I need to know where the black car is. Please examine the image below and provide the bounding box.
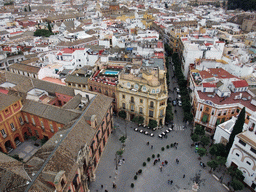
[172,100,177,106]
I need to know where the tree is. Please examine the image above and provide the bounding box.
[191,134,200,143]
[197,148,207,158]
[118,110,126,120]
[194,125,205,136]
[200,136,210,147]
[207,160,218,172]
[34,29,53,37]
[116,149,123,156]
[47,22,52,33]
[230,179,244,191]
[216,156,227,170]
[138,116,144,125]
[209,143,227,158]
[226,107,245,154]
[228,166,244,180]
[148,119,157,129]
[132,116,139,124]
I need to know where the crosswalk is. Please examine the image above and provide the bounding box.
[171,125,186,131]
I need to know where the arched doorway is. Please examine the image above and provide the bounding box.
[24,132,29,140]
[14,136,21,146]
[5,140,14,153]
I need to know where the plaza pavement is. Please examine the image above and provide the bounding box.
[89,117,250,192]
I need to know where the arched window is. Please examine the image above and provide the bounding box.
[150,101,154,108]
[135,84,139,89]
[152,89,155,93]
[127,82,131,88]
[131,96,134,103]
[105,91,108,96]
[142,86,146,92]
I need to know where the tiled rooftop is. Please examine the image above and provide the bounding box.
[197,90,256,111]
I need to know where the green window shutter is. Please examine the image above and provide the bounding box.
[202,114,208,123]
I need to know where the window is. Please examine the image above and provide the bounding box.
[122,103,125,109]
[41,121,45,131]
[160,109,163,117]
[61,179,66,188]
[211,110,215,115]
[32,117,35,126]
[235,153,240,157]
[249,123,255,132]
[142,86,146,91]
[156,88,160,93]
[10,123,15,131]
[131,96,134,103]
[246,161,251,166]
[223,110,227,115]
[134,84,139,89]
[236,109,240,113]
[152,89,155,93]
[231,109,235,114]
[1,129,7,137]
[218,111,221,116]
[19,117,24,125]
[90,140,95,154]
[247,115,250,120]
[131,105,134,112]
[25,115,29,123]
[122,95,125,99]
[5,109,9,113]
[205,107,209,112]
[127,82,131,88]
[150,101,154,108]
[140,99,143,103]
[238,139,246,146]
[200,106,203,111]
[139,107,143,114]
[250,147,256,154]
[149,110,153,117]
[50,124,54,133]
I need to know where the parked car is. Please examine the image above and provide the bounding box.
[177,94,181,100]
[139,129,144,133]
[176,88,180,93]
[172,100,177,106]
[178,100,182,107]
[144,131,149,135]
[134,128,139,132]
[150,133,154,137]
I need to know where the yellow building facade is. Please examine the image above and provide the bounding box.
[116,69,168,126]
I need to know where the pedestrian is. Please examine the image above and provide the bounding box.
[105,190,108,192]
[175,146,177,150]
[151,145,153,149]
[168,179,170,184]
[177,159,179,164]
[174,142,177,146]
[165,160,168,165]
[183,174,185,178]
[158,158,160,162]
[113,182,116,188]
[162,161,165,166]
[176,158,178,163]
[147,141,149,145]
[160,165,162,172]
[170,180,173,185]
[101,185,103,188]
[122,158,125,163]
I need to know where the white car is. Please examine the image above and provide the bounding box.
[150,133,154,137]
[144,131,149,135]
[134,128,139,131]
[178,100,182,107]
[176,88,180,93]
[177,94,181,99]
[140,129,144,133]
[158,134,162,138]
[165,130,170,133]
[161,132,166,136]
